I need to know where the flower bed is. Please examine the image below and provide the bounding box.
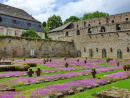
[0,63,118,79]
[0,78,108,98]
[1,70,130,98]
[0,72,26,78]
[0,66,123,87]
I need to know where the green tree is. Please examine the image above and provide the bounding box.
[64,16,80,24]
[21,29,41,39]
[82,11,109,20]
[45,15,63,31]
[45,32,52,40]
[42,21,46,27]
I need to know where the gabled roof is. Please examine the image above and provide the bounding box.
[0,3,40,23]
[49,22,73,33]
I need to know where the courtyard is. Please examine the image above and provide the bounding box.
[0,57,129,98]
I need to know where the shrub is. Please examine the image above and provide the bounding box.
[21,29,41,39]
[0,33,6,38]
[0,65,30,71]
[27,63,37,67]
[15,65,30,71]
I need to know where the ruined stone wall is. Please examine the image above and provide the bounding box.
[49,12,130,41]
[74,31,130,59]
[72,12,130,29]
[0,36,75,58]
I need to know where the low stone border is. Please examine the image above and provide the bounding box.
[94,87,130,98]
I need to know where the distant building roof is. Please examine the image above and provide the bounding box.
[49,22,73,33]
[0,3,40,23]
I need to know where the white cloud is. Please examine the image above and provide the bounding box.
[2,0,130,23]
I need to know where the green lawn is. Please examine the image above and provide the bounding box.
[67,79,130,98]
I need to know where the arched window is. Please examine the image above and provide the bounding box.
[77,50,81,57]
[127,47,129,52]
[117,49,122,59]
[88,28,91,34]
[126,18,128,21]
[116,24,121,30]
[99,22,101,25]
[96,48,98,52]
[110,48,113,52]
[66,31,68,36]
[30,49,34,56]
[76,30,80,35]
[0,17,2,22]
[100,27,105,32]
[112,20,114,23]
[84,21,86,27]
[89,49,93,58]
[88,24,90,26]
[84,47,86,52]
[102,49,107,58]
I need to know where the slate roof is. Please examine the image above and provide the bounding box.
[0,3,40,23]
[49,22,72,33]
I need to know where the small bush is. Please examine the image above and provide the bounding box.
[0,33,6,38]
[15,65,30,71]
[0,65,30,71]
[27,63,37,67]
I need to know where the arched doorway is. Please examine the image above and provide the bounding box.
[117,49,122,59]
[77,50,81,57]
[102,49,107,58]
[89,49,93,58]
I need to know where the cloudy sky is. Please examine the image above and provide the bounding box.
[0,0,130,23]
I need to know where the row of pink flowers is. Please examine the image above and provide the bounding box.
[0,71,130,98]
[0,66,123,87]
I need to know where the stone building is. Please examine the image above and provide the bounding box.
[0,3,46,39]
[49,12,130,59]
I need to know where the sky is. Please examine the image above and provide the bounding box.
[0,0,130,23]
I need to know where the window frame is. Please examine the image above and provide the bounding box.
[15,30,19,36]
[7,29,12,35]
[0,28,3,34]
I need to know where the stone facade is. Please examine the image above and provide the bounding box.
[0,36,75,58]
[0,25,45,39]
[48,12,130,59]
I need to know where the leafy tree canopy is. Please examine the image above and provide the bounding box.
[21,29,41,39]
[42,21,46,27]
[82,11,109,20]
[45,15,63,31]
[64,16,80,24]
